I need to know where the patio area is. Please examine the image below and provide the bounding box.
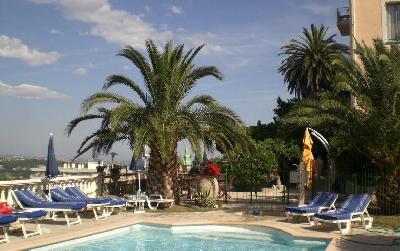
[3,207,398,251]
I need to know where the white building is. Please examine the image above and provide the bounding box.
[30,161,104,178]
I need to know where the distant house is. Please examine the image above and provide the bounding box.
[30,161,105,178]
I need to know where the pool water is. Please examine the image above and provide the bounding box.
[31,224,330,251]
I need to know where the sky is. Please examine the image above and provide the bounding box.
[0,0,349,161]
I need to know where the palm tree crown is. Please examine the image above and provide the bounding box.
[66,40,250,200]
[284,39,400,172]
[279,24,348,98]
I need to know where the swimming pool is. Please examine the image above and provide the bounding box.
[31,224,330,251]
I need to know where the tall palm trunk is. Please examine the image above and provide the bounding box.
[146,148,181,204]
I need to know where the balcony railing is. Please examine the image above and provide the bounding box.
[0,175,98,206]
[337,7,350,21]
[337,7,350,36]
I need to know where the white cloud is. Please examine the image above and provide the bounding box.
[123,65,130,70]
[177,27,185,32]
[0,34,61,66]
[227,58,250,69]
[50,28,62,35]
[144,5,150,12]
[78,31,90,36]
[0,80,67,99]
[72,67,87,75]
[32,0,172,49]
[180,32,226,54]
[300,4,333,15]
[160,24,169,30]
[88,62,94,68]
[170,5,182,15]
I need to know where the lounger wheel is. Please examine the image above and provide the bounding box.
[0,226,10,244]
[308,216,315,226]
[286,212,291,221]
[338,220,351,235]
[363,217,373,230]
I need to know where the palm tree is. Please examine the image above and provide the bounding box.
[335,40,400,212]
[334,40,400,172]
[278,24,348,98]
[283,39,400,213]
[66,40,251,203]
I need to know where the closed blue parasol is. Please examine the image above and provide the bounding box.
[45,133,60,179]
[129,154,145,194]
[129,155,135,171]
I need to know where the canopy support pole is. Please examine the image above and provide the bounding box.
[306,127,333,192]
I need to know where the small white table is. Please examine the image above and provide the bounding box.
[124,195,146,214]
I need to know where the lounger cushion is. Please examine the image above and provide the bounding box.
[65,187,124,206]
[15,190,86,211]
[13,210,47,219]
[77,197,111,204]
[315,211,353,221]
[286,206,321,214]
[89,198,111,204]
[315,194,372,221]
[0,215,17,225]
[51,188,110,205]
[285,192,338,215]
[110,198,126,206]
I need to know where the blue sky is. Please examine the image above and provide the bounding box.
[0,0,348,161]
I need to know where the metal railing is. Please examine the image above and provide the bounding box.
[337,7,350,22]
[218,171,400,226]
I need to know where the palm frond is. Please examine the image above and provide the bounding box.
[103,74,150,106]
[65,114,104,136]
[81,92,136,113]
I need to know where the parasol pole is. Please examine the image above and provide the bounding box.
[307,127,332,191]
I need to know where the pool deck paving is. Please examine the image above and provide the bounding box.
[2,209,399,250]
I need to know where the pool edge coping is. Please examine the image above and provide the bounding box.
[26,220,335,250]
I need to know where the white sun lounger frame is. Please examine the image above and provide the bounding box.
[148,194,175,210]
[286,203,336,225]
[49,188,110,220]
[314,209,373,234]
[11,190,82,228]
[0,223,12,244]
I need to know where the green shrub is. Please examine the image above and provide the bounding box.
[225,142,278,192]
[194,191,218,208]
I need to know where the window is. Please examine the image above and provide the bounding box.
[387,3,400,41]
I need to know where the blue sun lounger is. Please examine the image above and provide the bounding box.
[0,214,17,244]
[12,190,86,227]
[314,194,373,234]
[286,192,338,225]
[64,186,126,215]
[8,210,47,239]
[50,187,110,220]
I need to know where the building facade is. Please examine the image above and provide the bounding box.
[337,0,400,107]
[338,0,400,57]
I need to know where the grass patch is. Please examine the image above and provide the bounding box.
[373,215,400,229]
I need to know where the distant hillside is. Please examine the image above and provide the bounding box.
[0,156,47,180]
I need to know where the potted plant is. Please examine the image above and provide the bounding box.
[197,163,221,199]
